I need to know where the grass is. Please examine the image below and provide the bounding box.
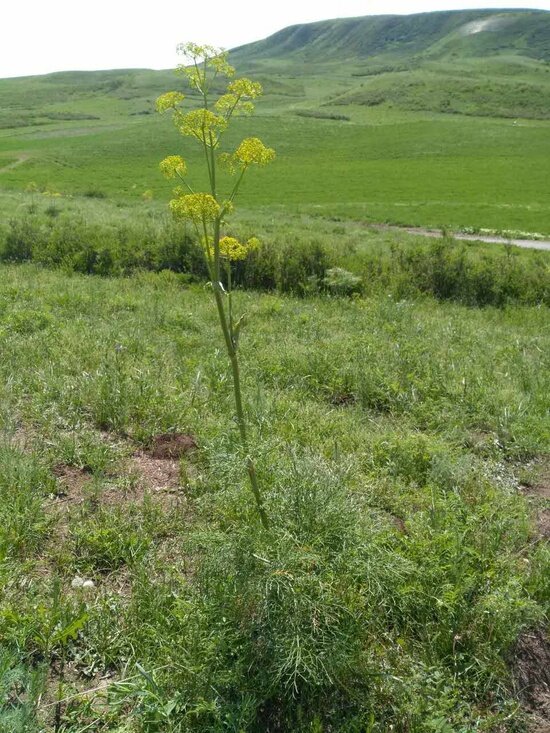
[0,10,549,729]
[0,261,548,730]
[1,109,549,233]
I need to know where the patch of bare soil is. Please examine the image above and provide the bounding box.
[125,432,198,500]
[129,452,181,493]
[511,629,550,732]
[147,432,198,459]
[52,463,94,499]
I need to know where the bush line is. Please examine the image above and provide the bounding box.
[1,212,548,306]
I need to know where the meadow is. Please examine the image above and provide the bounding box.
[0,261,548,732]
[0,8,549,731]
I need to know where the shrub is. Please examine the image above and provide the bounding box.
[323,266,363,296]
[234,238,329,295]
[2,219,47,262]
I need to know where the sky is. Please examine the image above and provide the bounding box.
[2,0,549,78]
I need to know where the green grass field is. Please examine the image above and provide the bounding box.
[0,263,548,731]
[1,8,550,234]
[0,9,549,731]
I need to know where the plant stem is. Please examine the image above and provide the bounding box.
[210,278,269,530]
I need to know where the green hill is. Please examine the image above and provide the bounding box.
[0,9,550,233]
[231,9,550,120]
[232,8,550,63]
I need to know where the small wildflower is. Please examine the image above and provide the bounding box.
[218,152,237,174]
[176,42,219,60]
[211,236,260,261]
[210,54,235,78]
[219,236,248,261]
[215,94,255,117]
[176,43,235,78]
[159,155,187,179]
[155,91,185,113]
[227,78,263,99]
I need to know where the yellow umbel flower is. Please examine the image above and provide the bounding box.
[234,138,276,167]
[227,78,263,99]
[215,79,262,118]
[174,109,227,145]
[209,236,260,261]
[176,43,235,79]
[215,94,255,117]
[177,42,219,60]
[170,193,221,222]
[218,236,247,261]
[159,155,187,179]
[155,91,185,113]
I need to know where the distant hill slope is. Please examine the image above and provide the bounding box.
[231,8,550,63]
[230,8,550,120]
[1,8,550,126]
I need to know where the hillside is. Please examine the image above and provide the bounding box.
[231,9,550,120]
[232,8,550,64]
[0,9,550,233]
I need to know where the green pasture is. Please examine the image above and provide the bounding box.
[0,262,548,730]
[1,109,549,233]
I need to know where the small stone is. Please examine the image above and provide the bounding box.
[71,576,95,591]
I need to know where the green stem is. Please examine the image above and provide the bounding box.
[209,247,269,529]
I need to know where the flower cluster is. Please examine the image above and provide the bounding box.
[176,43,235,82]
[227,78,262,99]
[155,91,185,113]
[215,94,254,117]
[174,109,227,145]
[159,155,187,179]
[234,137,276,167]
[170,193,221,223]
[215,79,263,118]
[218,235,259,261]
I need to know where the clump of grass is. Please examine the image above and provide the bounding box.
[0,444,55,558]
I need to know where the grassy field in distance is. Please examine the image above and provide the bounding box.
[1,7,550,234]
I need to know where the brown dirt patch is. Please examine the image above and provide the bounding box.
[52,464,94,498]
[147,432,198,459]
[511,628,550,732]
[520,459,550,501]
[129,452,182,493]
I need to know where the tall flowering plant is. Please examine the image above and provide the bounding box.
[157,43,275,529]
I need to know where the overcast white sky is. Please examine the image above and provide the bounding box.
[2,0,549,78]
